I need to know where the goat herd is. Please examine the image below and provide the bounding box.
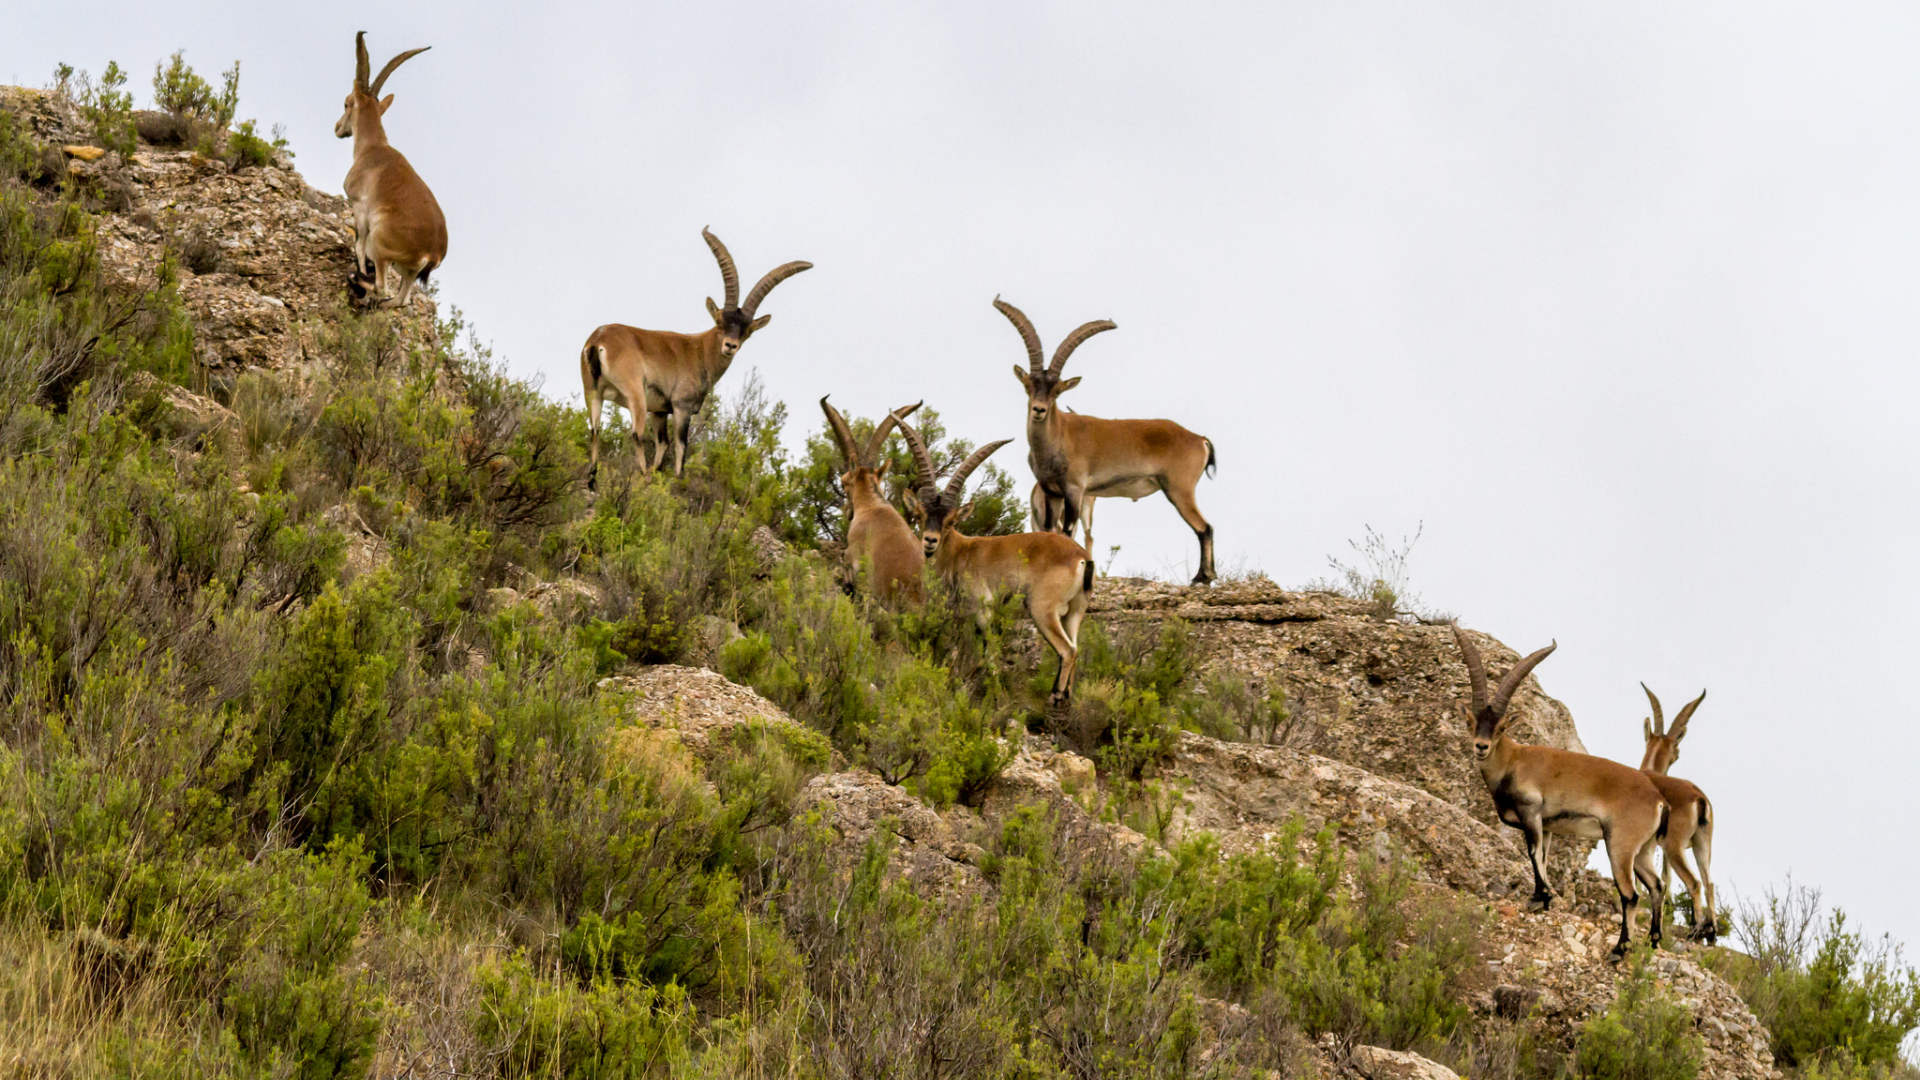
[332,33,1719,962]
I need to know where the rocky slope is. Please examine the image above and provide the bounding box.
[4,83,1774,1078]
[2,85,433,377]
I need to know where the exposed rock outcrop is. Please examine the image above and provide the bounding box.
[1095,577,1591,873]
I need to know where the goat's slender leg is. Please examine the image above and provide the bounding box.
[1079,494,1098,556]
[1606,830,1641,959]
[1691,816,1717,943]
[1032,598,1077,707]
[670,402,695,476]
[1635,839,1666,950]
[1518,813,1553,911]
[644,410,671,474]
[1162,483,1215,584]
[584,389,603,491]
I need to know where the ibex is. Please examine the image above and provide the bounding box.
[1450,624,1670,958]
[896,420,1093,706]
[995,298,1218,584]
[821,397,924,604]
[581,228,810,485]
[1639,684,1718,944]
[334,33,446,311]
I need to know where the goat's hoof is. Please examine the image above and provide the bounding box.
[1526,894,1551,913]
[1191,572,1214,586]
[1047,692,1070,710]
[1607,946,1629,964]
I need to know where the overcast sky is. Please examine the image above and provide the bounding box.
[10,2,1918,955]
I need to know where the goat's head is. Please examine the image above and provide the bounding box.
[336,32,429,139]
[896,418,1009,556]
[1639,683,1705,774]
[995,297,1114,426]
[822,397,920,498]
[1451,622,1557,760]
[702,228,812,358]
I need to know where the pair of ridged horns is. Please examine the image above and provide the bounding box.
[893,416,1010,505]
[994,297,1116,379]
[820,398,920,470]
[1451,622,1557,723]
[354,32,429,97]
[1643,684,1706,738]
[703,228,813,319]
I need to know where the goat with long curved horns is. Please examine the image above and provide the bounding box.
[1638,684,1718,943]
[1451,623,1671,959]
[581,228,811,484]
[897,420,1093,706]
[334,32,446,310]
[997,298,1218,584]
[821,397,924,604]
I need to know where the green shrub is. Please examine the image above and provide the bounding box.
[476,952,693,1079]
[55,61,137,158]
[151,51,239,129]
[1572,952,1703,1080]
[1710,882,1920,1074]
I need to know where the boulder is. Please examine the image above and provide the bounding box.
[1351,1044,1460,1080]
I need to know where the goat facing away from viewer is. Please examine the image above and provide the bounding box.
[896,419,1093,707]
[1639,683,1718,944]
[821,397,925,605]
[334,32,445,311]
[1451,623,1671,959]
[581,228,812,484]
[993,298,1218,584]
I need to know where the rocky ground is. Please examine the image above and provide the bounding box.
[1,85,435,379]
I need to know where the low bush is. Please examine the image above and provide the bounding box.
[1709,882,1920,1076]
[1570,951,1703,1080]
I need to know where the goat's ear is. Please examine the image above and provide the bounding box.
[875,458,890,479]
[1056,376,1081,394]
[956,500,976,525]
[749,314,771,333]
[378,94,395,115]
[1012,366,1032,391]
[1456,703,1475,736]
[1643,717,1654,743]
[706,297,722,323]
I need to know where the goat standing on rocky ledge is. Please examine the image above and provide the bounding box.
[334,32,445,311]
[1451,623,1670,959]
[581,228,811,485]
[994,297,1218,584]
[1639,683,1719,944]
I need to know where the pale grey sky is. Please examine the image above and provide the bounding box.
[9,2,1918,953]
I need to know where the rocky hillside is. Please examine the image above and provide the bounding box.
[0,78,1802,1080]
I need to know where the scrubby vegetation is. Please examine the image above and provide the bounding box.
[4,69,1918,1080]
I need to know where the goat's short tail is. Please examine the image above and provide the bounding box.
[1698,797,1712,832]
[1656,802,1671,842]
[1203,438,1217,479]
[585,343,604,385]
[1082,557,1095,595]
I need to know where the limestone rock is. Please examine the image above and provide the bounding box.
[1351,1044,1460,1080]
[796,770,985,898]
[1163,731,1532,895]
[1096,577,1590,872]
[599,664,816,770]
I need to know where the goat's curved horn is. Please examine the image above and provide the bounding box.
[896,417,937,488]
[355,32,372,91]
[1048,319,1116,377]
[702,228,739,310]
[1491,641,1558,718]
[944,439,1011,500]
[741,261,813,319]
[1641,682,1665,736]
[994,297,1044,375]
[866,401,921,465]
[370,46,431,96]
[1451,622,1489,716]
[1670,689,1707,738]
[820,397,858,467]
